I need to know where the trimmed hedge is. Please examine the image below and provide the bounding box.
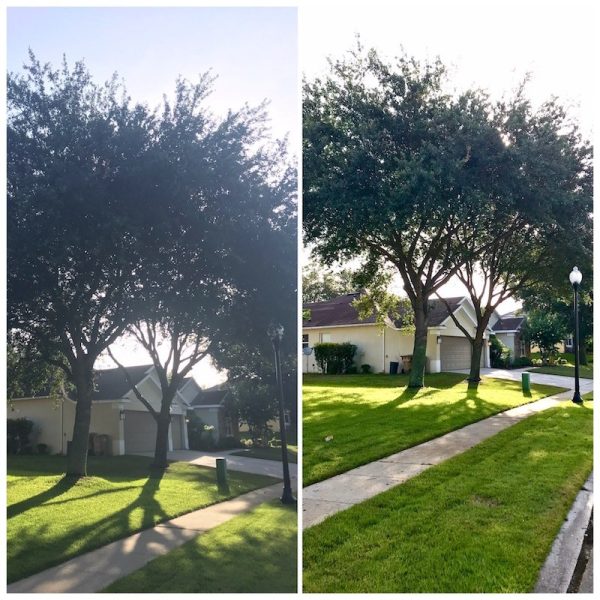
[314,342,357,374]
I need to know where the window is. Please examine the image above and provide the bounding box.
[320,333,331,343]
[519,339,527,357]
[566,337,574,349]
[302,333,309,349]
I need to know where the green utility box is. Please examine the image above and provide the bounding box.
[216,457,230,493]
[522,372,531,393]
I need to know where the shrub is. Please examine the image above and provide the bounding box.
[512,356,533,368]
[313,342,357,374]
[218,435,241,450]
[7,418,34,454]
[489,336,511,368]
[557,358,568,365]
[346,365,358,374]
[360,364,372,374]
[37,443,49,455]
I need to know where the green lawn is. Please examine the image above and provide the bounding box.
[303,373,566,486]
[7,455,277,583]
[528,352,593,379]
[528,365,593,378]
[583,390,593,401]
[230,445,298,463]
[105,500,297,593]
[304,402,593,593]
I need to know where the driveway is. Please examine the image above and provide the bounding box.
[452,368,593,396]
[136,449,297,482]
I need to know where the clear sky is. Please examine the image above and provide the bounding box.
[301,0,595,313]
[7,5,298,385]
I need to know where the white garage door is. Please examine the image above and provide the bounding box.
[124,411,157,454]
[171,415,184,450]
[440,336,475,371]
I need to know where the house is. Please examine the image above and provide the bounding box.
[490,314,530,360]
[178,379,237,441]
[8,365,190,455]
[302,293,493,373]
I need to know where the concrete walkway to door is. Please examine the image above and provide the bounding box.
[303,373,588,529]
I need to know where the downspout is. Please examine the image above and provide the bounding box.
[383,327,386,373]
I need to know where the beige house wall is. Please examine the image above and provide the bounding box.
[303,325,445,374]
[302,303,493,374]
[8,398,121,455]
[8,397,64,454]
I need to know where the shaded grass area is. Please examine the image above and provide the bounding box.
[528,365,593,378]
[304,402,593,593]
[303,373,565,485]
[7,455,277,583]
[105,500,297,593]
[230,445,298,463]
[582,390,593,401]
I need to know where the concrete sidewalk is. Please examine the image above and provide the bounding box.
[453,367,594,395]
[8,483,283,593]
[303,392,573,529]
[135,448,298,482]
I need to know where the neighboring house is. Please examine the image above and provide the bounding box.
[491,314,530,361]
[179,379,237,442]
[8,365,189,456]
[302,293,494,374]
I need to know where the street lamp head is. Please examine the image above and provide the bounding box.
[569,266,582,287]
[267,322,284,343]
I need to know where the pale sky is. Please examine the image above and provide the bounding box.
[7,5,298,385]
[301,0,595,314]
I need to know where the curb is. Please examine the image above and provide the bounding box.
[534,473,594,593]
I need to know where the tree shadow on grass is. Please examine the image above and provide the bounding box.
[7,475,80,519]
[8,468,169,584]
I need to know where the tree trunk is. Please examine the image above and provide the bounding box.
[152,389,176,470]
[66,361,94,478]
[409,303,429,388]
[468,330,485,389]
[152,411,171,470]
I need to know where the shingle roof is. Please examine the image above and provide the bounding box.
[91,365,153,400]
[13,364,153,401]
[189,389,229,407]
[492,316,525,332]
[303,293,464,328]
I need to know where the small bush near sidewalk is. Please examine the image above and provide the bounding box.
[105,500,297,593]
[304,402,592,593]
[7,455,277,583]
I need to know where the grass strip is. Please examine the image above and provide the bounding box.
[303,402,592,593]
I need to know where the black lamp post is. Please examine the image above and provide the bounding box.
[569,266,583,405]
[267,323,296,504]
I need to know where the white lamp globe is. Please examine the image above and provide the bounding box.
[569,266,583,286]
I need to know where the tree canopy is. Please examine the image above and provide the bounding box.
[303,44,592,386]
